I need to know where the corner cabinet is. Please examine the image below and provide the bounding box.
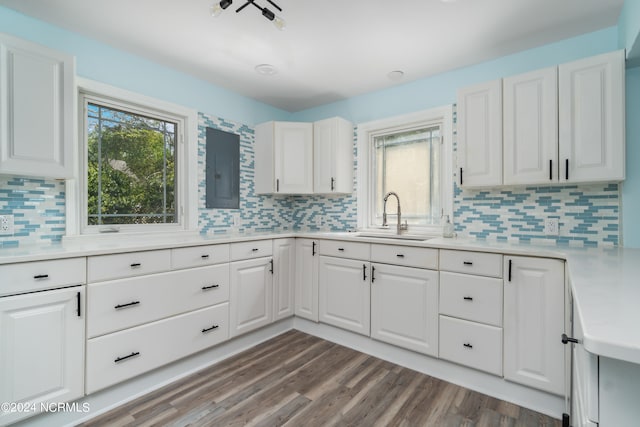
[313,117,353,194]
[456,79,503,187]
[295,238,319,322]
[0,287,85,426]
[0,34,75,179]
[273,238,295,321]
[559,50,625,183]
[254,121,313,194]
[503,255,565,395]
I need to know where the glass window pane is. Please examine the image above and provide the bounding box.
[87,102,177,226]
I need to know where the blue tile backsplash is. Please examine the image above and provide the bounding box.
[0,109,622,248]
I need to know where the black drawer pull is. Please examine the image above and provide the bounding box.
[561,333,579,345]
[202,325,220,333]
[463,296,473,301]
[338,248,345,252]
[202,284,220,291]
[130,263,141,268]
[115,351,140,363]
[115,301,140,310]
[33,274,49,280]
[201,254,210,259]
[396,254,405,258]
[252,248,259,252]
[463,343,473,349]
[463,261,473,266]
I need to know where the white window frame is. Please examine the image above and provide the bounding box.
[65,78,198,240]
[356,105,453,236]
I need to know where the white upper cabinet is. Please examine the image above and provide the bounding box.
[503,67,558,185]
[457,79,503,187]
[0,34,75,179]
[254,121,313,194]
[313,117,353,194]
[559,50,625,183]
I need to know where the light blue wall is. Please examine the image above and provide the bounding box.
[291,27,619,124]
[618,0,640,62]
[0,6,290,126]
[622,66,640,247]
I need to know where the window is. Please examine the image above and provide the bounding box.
[357,106,453,235]
[68,79,198,237]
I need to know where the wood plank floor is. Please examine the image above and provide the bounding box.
[79,330,561,427]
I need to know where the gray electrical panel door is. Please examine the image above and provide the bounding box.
[206,127,240,209]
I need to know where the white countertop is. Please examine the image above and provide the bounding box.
[1,231,638,364]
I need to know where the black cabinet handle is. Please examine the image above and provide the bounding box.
[331,177,335,191]
[202,284,220,291]
[371,265,376,283]
[312,241,316,256]
[561,333,579,345]
[252,248,259,252]
[463,296,473,301]
[338,248,345,252]
[201,254,210,259]
[463,343,473,349]
[508,259,512,282]
[115,301,140,310]
[115,351,140,363]
[276,178,280,192]
[76,291,81,317]
[363,264,367,281]
[460,167,463,186]
[549,159,553,181]
[565,159,569,180]
[33,274,49,280]
[130,263,141,268]
[269,259,274,274]
[463,261,473,266]
[202,325,220,333]
[396,254,405,258]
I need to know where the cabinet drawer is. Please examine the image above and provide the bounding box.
[87,264,229,338]
[0,257,86,297]
[371,244,437,269]
[439,315,502,376]
[439,272,503,326]
[88,250,171,283]
[86,303,229,394]
[230,240,273,261]
[439,250,503,278]
[319,240,370,260]
[171,244,230,269]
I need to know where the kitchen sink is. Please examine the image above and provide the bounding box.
[353,232,433,241]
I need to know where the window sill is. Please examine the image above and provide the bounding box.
[62,229,201,246]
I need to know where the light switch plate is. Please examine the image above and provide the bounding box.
[544,218,559,235]
[0,215,14,236]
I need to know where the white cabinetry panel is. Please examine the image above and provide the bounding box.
[295,239,319,322]
[229,257,273,337]
[273,238,295,321]
[313,117,353,194]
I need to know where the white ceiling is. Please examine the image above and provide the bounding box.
[0,0,624,112]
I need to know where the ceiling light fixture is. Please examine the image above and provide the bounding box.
[387,70,405,81]
[210,0,286,30]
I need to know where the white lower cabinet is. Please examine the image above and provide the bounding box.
[230,257,274,337]
[273,238,295,321]
[370,263,439,356]
[504,256,565,395]
[0,287,85,425]
[295,239,319,322]
[86,303,228,394]
[318,256,370,336]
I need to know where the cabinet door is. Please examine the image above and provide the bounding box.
[457,79,502,187]
[319,256,370,336]
[313,117,353,194]
[273,238,295,321]
[504,256,565,395]
[274,122,313,194]
[559,50,625,183]
[0,34,75,178]
[0,287,84,425]
[371,263,438,356]
[230,257,273,337]
[503,67,558,185]
[295,239,319,322]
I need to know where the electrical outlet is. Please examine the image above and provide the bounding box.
[0,215,14,236]
[544,218,559,235]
